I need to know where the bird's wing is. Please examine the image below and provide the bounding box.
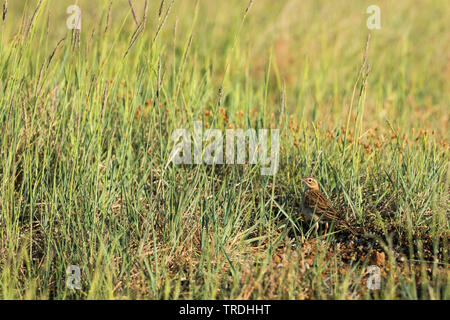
[304,189,336,215]
[304,189,360,235]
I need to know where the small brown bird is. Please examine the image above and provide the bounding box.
[300,177,359,236]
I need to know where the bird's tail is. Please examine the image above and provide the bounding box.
[322,211,360,236]
[338,218,360,236]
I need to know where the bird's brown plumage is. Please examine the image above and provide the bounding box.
[303,188,336,216]
[301,177,360,236]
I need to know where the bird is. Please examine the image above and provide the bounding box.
[300,177,359,236]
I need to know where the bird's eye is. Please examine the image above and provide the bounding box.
[308,179,312,182]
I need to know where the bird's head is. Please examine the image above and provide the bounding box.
[300,177,319,190]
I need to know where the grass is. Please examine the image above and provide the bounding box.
[0,0,448,299]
